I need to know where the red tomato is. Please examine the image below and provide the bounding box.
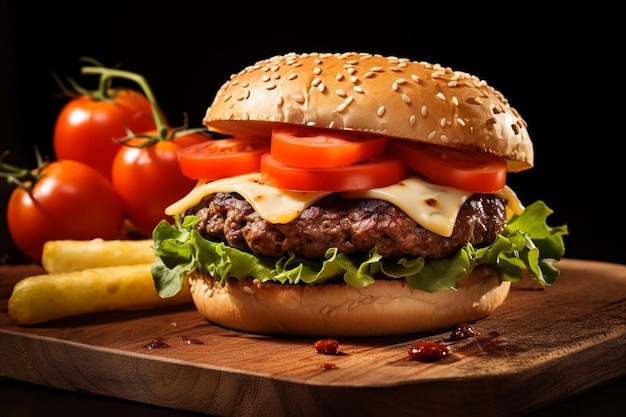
[6,160,125,261]
[53,89,157,180]
[271,127,388,168]
[111,131,209,237]
[177,136,270,180]
[386,140,507,192]
[260,153,408,192]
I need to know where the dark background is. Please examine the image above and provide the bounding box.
[1,1,622,265]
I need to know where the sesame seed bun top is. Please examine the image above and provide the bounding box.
[203,52,533,172]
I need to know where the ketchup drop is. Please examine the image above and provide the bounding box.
[314,339,340,355]
[450,323,477,341]
[145,336,170,350]
[408,341,449,362]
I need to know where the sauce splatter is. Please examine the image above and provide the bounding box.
[314,339,340,355]
[178,335,205,345]
[408,341,449,362]
[145,336,170,350]
[449,323,477,341]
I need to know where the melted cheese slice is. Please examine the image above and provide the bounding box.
[166,173,523,237]
[165,173,331,224]
[344,178,472,237]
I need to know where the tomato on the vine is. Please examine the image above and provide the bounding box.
[111,131,209,238]
[177,136,270,180]
[270,127,388,168]
[386,140,507,193]
[3,157,125,261]
[53,87,157,181]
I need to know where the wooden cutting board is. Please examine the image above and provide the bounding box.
[0,258,625,417]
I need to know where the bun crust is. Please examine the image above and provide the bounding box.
[188,266,510,337]
[204,52,533,172]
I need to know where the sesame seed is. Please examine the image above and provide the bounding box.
[411,74,420,83]
[377,106,386,117]
[392,83,399,91]
[231,80,239,86]
[353,86,364,93]
[350,75,358,83]
[440,135,449,143]
[262,75,270,82]
[336,89,347,97]
[409,115,416,126]
[452,96,459,106]
[347,67,356,75]
[370,66,383,72]
[420,105,427,117]
[312,78,321,87]
[288,73,298,80]
[439,117,447,127]
[364,71,375,78]
[427,131,437,140]
[448,81,458,87]
[223,94,232,103]
[337,97,354,113]
[265,82,276,90]
[306,121,316,126]
[395,78,407,85]
[318,83,326,93]
[436,92,446,101]
[294,94,305,104]
[402,93,411,104]
[313,67,322,75]
[457,118,465,126]
[336,73,345,81]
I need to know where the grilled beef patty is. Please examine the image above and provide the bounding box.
[186,192,507,260]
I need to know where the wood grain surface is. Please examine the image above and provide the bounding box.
[0,258,625,417]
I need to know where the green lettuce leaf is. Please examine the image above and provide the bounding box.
[151,200,568,298]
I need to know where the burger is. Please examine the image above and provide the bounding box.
[151,52,567,337]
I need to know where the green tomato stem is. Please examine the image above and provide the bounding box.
[0,149,46,191]
[81,66,169,138]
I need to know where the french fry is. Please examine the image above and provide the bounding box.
[42,239,155,273]
[8,264,191,325]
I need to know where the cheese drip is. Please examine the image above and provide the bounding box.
[166,173,523,237]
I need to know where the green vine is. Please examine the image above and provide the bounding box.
[0,148,48,192]
[80,66,209,147]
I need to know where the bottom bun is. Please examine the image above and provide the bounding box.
[187,266,510,337]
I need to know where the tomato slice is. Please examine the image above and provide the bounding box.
[271,127,388,168]
[386,140,507,192]
[177,136,270,180]
[260,153,408,192]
